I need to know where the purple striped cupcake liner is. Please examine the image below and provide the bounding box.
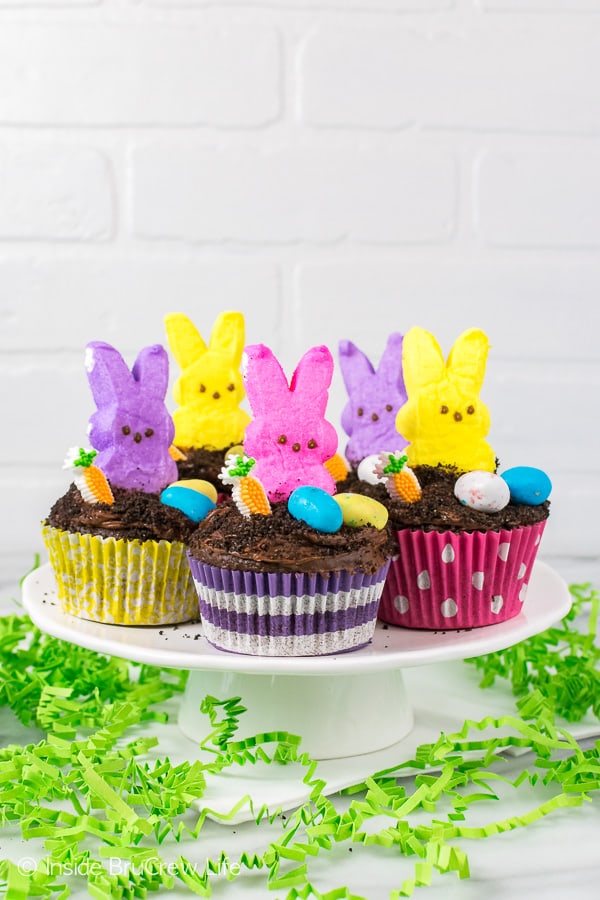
[378,521,546,630]
[187,555,390,656]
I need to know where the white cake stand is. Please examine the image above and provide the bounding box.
[22,560,571,763]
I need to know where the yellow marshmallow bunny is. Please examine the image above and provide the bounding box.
[165,311,250,451]
[395,327,496,473]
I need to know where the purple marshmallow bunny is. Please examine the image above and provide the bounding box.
[85,341,177,494]
[339,332,408,467]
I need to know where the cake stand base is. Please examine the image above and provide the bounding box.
[22,561,572,764]
[179,667,413,759]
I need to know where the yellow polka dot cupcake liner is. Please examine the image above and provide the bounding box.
[42,525,198,626]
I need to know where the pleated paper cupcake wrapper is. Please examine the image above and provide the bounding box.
[42,525,199,626]
[378,522,546,630]
[188,556,391,656]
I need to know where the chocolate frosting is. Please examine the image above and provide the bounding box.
[337,465,550,534]
[188,501,394,575]
[45,483,197,544]
[175,446,233,495]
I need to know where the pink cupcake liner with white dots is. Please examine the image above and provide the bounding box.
[378,521,546,630]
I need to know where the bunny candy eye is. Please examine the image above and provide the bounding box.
[467,405,475,415]
[277,434,287,444]
[357,407,364,417]
[145,428,154,438]
[227,383,235,392]
[385,404,393,412]
[199,384,206,393]
[122,425,131,435]
[440,405,449,415]
[307,439,318,449]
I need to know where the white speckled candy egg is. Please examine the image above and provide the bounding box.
[454,471,510,513]
[357,454,386,485]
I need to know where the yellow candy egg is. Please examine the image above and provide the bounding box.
[224,444,245,462]
[169,479,218,504]
[333,493,389,530]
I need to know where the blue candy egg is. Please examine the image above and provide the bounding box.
[160,485,216,522]
[501,466,552,506]
[288,486,343,534]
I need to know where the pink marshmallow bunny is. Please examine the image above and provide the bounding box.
[243,344,339,502]
[85,341,177,493]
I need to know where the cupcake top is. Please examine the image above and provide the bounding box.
[171,445,237,492]
[188,501,393,575]
[45,340,210,544]
[189,342,395,575]
[339,465,550,535]
[45,483,196,543]
[349,326,552,532]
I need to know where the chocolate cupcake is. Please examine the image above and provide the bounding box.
[42,341,199,626]
[188,499,392,656]
[343,327,552,631]
[187,342,394,656]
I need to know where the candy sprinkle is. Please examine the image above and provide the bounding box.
[169,444,188,461]
[76,465,115,505]
[376,451,422,504]
[63,446,114,506]
[324,452,350,483]
[234,476,272,517]
[220,454,271,517]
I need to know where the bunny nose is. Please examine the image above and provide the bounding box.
[213,391,220,399]
[371,413,379,422]
[134,432,142,443]
[454,412,463,422]
[292,443,301,452]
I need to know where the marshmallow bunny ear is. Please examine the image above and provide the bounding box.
[164,313,208,369]
[131,344,170,401]
[243,343,291,416]
[290,346,334,411]
[338,340,375,394]
[401,327,446,396]
[209,311,246,365]
[446,328,490,393]
[377,332,405,389]
[85,341,134,407]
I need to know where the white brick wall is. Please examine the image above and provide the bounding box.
[1,2,599,591]
[0,144,113,240]
[0,25,280,126]
[132,144,458,243]
[300,20,600,133]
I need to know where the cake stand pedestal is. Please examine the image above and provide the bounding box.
[22,560,571,761]
[178,668,412,758]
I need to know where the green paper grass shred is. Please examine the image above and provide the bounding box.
[0,579,599,898]
[466,582,600,721]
